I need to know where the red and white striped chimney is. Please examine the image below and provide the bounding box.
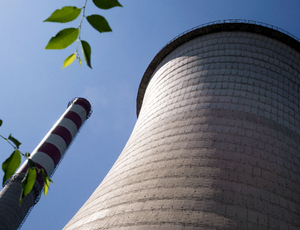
[0,97,92,230]
[17,97,92,186]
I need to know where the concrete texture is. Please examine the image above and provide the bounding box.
[0,174,40,230]
[64,22,300,230]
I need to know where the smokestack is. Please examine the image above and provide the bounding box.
[0,97,92,230]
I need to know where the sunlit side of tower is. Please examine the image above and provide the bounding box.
[0,97,92,230]
[64,20,300,229]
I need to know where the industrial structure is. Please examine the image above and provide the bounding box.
[0,97,92,230]
[64,20,300,229]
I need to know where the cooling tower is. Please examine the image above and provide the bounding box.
[64,20,300,229]
[0,97,92,230]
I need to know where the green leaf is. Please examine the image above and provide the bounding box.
[23,168,36,196]
[86,15,112,33]
[39,169,53,197]
[38,168,46,187]
[78,56,82,66]
[2,150,21,186]
[0,119,2,127]
[8,134,21,149]
[63,53,76,69]
[20,168,37,204]
[45,28,79,50]
[92,0,122,9]
[44,6,81,23]
[81,40,92,68]
[43,177,50,197]
[27,159,35,169]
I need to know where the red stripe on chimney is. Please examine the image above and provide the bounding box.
[64,111,82,130]
[37,143,61,166]
[74,98,91,116]
[51,126,72,147]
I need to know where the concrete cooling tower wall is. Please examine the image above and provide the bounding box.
[64,20,300,230]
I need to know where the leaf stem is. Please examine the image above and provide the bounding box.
[77,0,88,53]
[0,134,28,158]
[0,134,16,149]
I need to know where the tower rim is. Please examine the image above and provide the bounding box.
[136,19,300,117]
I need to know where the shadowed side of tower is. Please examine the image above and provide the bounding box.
[64,21,300,230]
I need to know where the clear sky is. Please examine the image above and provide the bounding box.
[0,0,299,229]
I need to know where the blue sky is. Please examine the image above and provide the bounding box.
[0,0,299,229]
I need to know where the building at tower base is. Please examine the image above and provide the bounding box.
[64,20,300,230]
